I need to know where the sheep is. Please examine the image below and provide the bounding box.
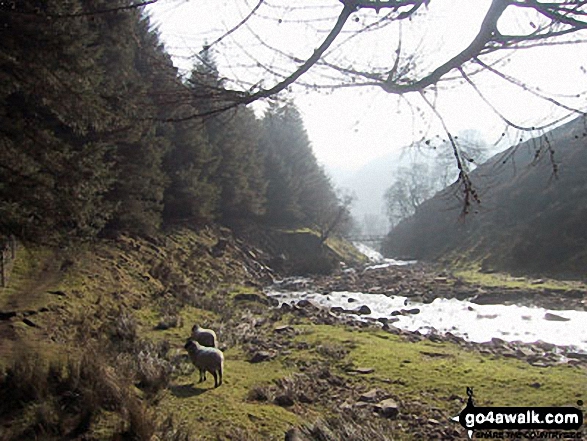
[191,324,218,348]
[184,340,224,387]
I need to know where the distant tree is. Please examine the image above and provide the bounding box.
[384,132,492,226]
[314,190,355,243]
[384,164,436,227]
[96,5,171,236]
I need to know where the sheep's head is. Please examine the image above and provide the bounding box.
[191,324,200,333]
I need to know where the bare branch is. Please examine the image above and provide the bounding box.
[204,0,266,52]
[381,0,509,93]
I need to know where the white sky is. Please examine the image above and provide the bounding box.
[146,0,587,172]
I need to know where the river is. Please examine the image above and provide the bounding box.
[266,245,587,354]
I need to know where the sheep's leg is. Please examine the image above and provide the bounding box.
[199,368,206,383]
[212,371,219,388]
[218,368,222,386]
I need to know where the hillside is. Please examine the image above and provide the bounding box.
[382,116,587,279]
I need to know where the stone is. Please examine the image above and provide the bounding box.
[544,312,570,322]
[358,388,380,403]
[353,401,372,409]
[297,299,318,309]
[533,340,556,352]
[249,351,273,363]
[355,305,372,315]
[567,352,587,360]
[274,325,293,334]
[351,367,375,374]
[375,398,399,418]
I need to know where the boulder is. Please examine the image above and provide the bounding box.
[375,398,399,418]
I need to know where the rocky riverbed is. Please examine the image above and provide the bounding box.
[286,262,587,311]
[265,262,587,368]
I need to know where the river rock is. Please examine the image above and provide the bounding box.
[297,299,319,309]
[544,312,570,322]
[357,305,372,315]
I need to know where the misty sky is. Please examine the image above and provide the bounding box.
[147,0,587,173]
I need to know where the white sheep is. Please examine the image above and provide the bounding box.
[191,324,218,348]
[184,340,224,387]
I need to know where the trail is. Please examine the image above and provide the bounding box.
[0,250,63,359]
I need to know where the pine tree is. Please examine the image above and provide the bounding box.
[187,52,267,224]
[0,1,118,241]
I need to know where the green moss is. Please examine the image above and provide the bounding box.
[454,268,587,291]
[326,236,369,265]
[293,325,586,411]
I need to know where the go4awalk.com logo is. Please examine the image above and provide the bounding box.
[452,388,584,439]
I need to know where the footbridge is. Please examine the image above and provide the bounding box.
[343,235,387,244]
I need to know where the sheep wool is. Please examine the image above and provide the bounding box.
[184,340,224,388]
[191,324,218,348]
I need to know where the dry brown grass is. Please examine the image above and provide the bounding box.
[0,345,192,440]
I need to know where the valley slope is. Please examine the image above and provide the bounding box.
[382,116,587,279]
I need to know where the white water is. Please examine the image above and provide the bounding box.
[352,242,417,269]
[268,245,587,353]
[267,289,587,352]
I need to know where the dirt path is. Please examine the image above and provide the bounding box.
[0,250,63,360]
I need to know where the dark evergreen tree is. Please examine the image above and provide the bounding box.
[260,102,341,230]
[162,118,219,225]
[187,52,267,224]
[0,1,118,241]
[98,9,171,236]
